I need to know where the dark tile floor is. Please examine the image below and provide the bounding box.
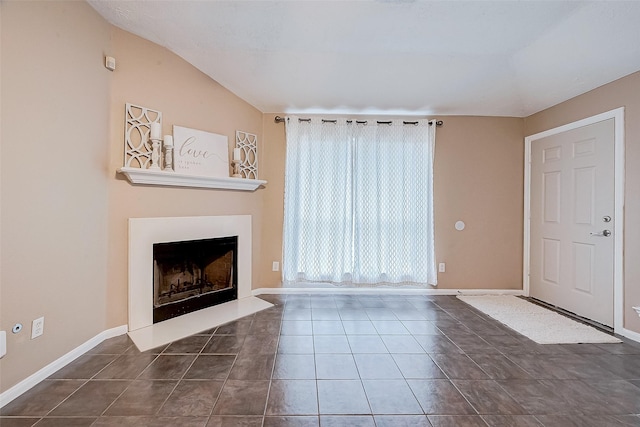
[3,294,640,427]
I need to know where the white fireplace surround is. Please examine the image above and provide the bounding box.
[128,215,255,330]
[127,215,271,351]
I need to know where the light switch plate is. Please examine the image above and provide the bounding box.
[105,56,116,71]
[0,331,6,358]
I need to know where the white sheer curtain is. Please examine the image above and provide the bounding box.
[282,117,437,287]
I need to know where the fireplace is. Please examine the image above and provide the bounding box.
[128,215,255,332]
[153,236,238,323]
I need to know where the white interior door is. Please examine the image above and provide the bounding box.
[530,119,615,327]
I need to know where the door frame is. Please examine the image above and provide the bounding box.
[523,107,625,332]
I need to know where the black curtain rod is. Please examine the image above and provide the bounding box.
[273,116,443,127]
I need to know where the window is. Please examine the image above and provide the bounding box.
[282,118,436,287]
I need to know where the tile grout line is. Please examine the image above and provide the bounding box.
[262,294,288,425]
[43,347,136,423]
[205,313,255,424]
[151,331,218,418]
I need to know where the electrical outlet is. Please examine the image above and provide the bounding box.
[31,317,44,339]
[438,263,446,273]
[272,261,280,272]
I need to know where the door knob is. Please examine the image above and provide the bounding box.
[590,230,612,237]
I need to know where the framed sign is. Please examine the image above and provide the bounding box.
[172,126,229,177]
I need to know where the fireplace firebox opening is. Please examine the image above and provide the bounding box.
[152,236,238,323]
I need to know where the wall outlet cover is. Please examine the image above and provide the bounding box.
[31,317,45,339]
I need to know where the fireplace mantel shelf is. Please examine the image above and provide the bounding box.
[117,167,266,191]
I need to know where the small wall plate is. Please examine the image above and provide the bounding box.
[0,331,6,358]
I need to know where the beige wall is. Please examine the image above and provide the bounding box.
[105,28,265,327]
[525,71,640,334]
[259,114,287,287]
[1,1,112,392]
[434,117,524,289]
[0,1,267,394]
[259,115,525,290]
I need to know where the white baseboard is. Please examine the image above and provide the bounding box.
[252,287,524,296]
[618,327,640,344]
[0,324,128,409]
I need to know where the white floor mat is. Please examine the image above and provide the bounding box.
[457,295,621,344]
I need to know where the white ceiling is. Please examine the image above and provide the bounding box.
[88,0,640,117]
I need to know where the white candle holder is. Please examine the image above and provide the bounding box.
[149,138,162,170]
[231,159,242,178]
[164,144,174,171]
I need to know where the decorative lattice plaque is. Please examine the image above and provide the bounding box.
[124,104,162,169]
[235,131,258,179]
